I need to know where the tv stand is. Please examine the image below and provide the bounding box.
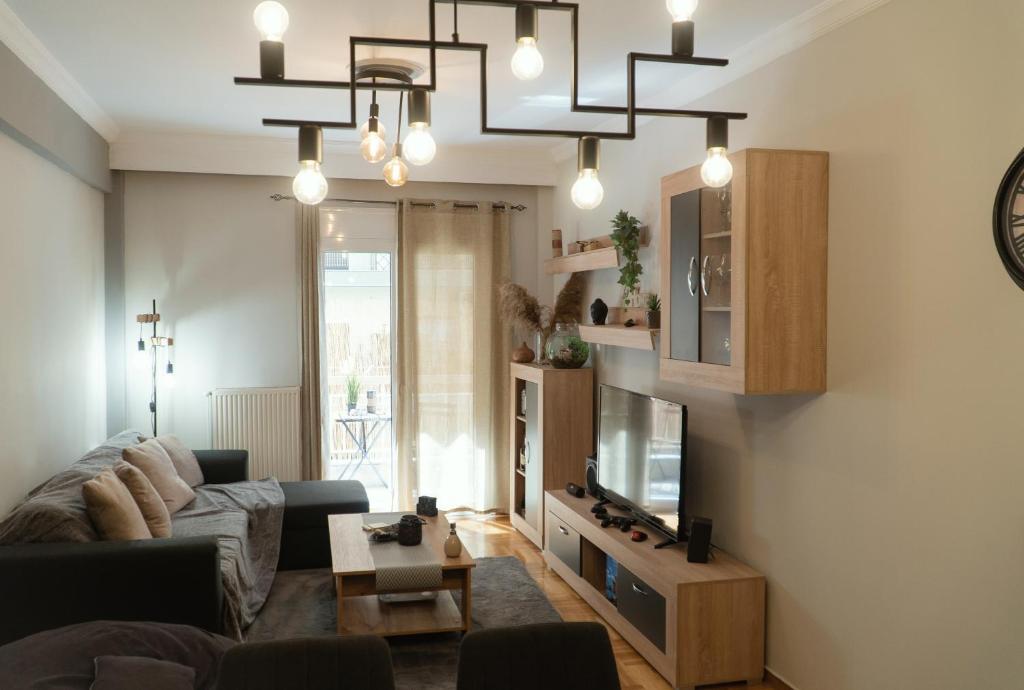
[544,490,765,690]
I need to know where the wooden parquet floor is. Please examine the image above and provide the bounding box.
[455,516,777,690]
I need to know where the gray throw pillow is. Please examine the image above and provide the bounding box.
[92,655,195,690]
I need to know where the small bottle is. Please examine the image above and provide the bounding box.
[444,522,462,558]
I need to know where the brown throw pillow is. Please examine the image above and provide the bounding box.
[113,460,172,538]
[122,440,196,514]
[82,470,152,541]
[154,435,204,488]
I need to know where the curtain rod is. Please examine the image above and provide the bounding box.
[269,193,526,212]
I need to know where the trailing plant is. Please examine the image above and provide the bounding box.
[646,293,661,312]
[346,375,361,409]
[610,210,643,306]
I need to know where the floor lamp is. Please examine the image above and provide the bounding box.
[136,300,175,436]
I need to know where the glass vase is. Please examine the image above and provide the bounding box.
[545,323,590,369]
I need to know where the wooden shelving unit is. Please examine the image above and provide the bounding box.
[578,324,660,351]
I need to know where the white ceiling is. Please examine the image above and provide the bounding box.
[6,0,827,160]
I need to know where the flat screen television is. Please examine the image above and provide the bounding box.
[596,385,687,541]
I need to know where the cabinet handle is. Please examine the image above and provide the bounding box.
[524,441,531,465]
[631,582,649,596]
[558,526,569,536]
[687,257,698,296]
[701,255,711,297]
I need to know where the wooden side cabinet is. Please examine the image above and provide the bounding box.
[509,363,593,549]
[660,148,829,394]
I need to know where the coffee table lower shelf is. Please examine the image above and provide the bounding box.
[337,591,466,637]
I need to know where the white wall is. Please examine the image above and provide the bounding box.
[552,1,1024,689]
[0,131,106,515]
[121,171,548,448]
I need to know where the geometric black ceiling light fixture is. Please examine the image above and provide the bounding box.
[239,0,747,209]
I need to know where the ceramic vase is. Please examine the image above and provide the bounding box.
[444,523,463,558]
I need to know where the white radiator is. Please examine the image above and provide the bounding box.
[209,387,302,481]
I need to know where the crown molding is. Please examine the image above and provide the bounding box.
[0,0,119,142]
[110,130,559,187]
[553,0,892,161]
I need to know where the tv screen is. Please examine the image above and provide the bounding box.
[597,385,687,538]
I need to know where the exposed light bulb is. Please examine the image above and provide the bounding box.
[701,147,733,188]
[359,118,387,141]
[293,160,328,205]
[666,0,698,22]
[360,130,388,164]
[571,169,604,210]
[253,1,290,41]
[383,153,409,187]
[511,37,544,81]
[403,123,436,166]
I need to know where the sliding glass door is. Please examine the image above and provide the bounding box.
[319,205,397,511]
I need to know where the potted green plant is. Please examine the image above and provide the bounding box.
[610,210,643,307]
[346,375,360,413]
[646,293,662,329]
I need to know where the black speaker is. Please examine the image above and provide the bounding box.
[686,517,712,564]
[585,454,599,496]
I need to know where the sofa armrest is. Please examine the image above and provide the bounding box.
[194,450,249,484]
[0,536,223,645]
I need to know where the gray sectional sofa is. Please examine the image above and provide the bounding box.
[0,431,369,645]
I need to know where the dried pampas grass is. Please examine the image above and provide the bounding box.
[497,274,587,361]
[552,272,585,326]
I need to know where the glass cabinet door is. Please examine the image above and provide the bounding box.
[669,184,733,366]
[699,185,732,366]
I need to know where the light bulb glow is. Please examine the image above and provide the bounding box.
[511,37,544,81]
[571,169,604,210]
[359,118,387,141]
[253,1,289,41]
[383,156,409,187]
[293,160,328,205]
[360,131,388,164]
[700,147,733,188]
[666,0,698,22]
[403,123,436,166]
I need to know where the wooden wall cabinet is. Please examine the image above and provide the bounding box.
[509,363,593,549]
[660,148,829,394]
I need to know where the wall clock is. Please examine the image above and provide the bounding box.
[994,148,1024,290]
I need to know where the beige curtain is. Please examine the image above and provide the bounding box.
[297,202,324,480]
[396,201,511,512]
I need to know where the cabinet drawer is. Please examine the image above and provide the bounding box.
[616,565,666,652]
[546,512,581,576]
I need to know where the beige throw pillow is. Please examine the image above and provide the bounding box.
[113,460,172,538]
[122,439,196,514]
[154,434,204,488]
[82,469,152,541]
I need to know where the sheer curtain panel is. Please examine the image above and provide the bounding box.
[396,201,511,512]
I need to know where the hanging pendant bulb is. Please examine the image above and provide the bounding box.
[253,1,289,79]
[511,5,544,81]
[360,117,388,164]
[700,118,733,188]
[665,0,698,22]
[293,125,328,205]
[383,143,409,187]
[403,89,436,166]
[571,137,604,210]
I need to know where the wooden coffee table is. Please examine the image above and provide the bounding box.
[328,513,475,637]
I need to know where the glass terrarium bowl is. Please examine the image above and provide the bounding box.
[545,323,590,369]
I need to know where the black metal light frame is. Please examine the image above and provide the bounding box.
[234,0,747,141]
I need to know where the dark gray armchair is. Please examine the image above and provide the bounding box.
[218,636,396,690]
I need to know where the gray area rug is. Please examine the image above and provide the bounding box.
[247,556,562,690]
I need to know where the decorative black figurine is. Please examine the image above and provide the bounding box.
[416,495,438,517]
[590,298,609,325]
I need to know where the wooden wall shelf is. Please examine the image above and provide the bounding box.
[544,246,619,275]
[544,227,650,275]
[579,324,660,351]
